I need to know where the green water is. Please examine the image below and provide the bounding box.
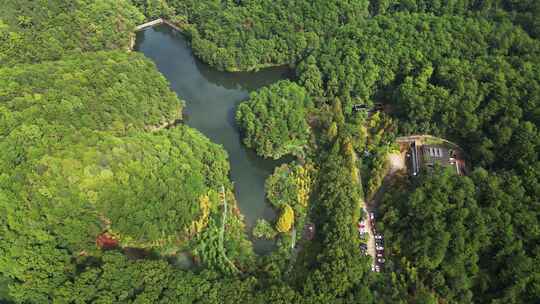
[134,25,291,254]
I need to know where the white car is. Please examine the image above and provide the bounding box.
[376,246,384,251]
[375,265,381,272]
[377,258,385,264]
[369,213,375,220]
[375,234,383,240]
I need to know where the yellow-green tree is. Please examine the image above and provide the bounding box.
[327,121,338,141]
[276,204,294,233]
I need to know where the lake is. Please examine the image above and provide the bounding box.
[134,25,291,254]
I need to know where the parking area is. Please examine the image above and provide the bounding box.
[358,210,385,272]
[397,135,467,177]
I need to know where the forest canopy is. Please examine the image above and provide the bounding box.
[0,0,143,66]
[0,3,245,299]
[0,51,182,133]
[1,0,539,303]
[236,80,312,159]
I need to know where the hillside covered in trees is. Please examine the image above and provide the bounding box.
[1,0,539,303]
[0,0,143,66]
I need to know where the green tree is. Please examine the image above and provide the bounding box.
[236,80,312,159]
[253,219,277,239]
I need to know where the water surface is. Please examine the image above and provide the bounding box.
[135,25,290,254]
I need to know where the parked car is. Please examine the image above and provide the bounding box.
[304,223,315,240]
[376,246,384,251]
[360,244,368,250]
[377,258,385,264]
[376,253,383,258]
[375,234,383,240]
[375,265,381,272]
[369,213,375,221]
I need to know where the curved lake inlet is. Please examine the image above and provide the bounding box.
[134,25,291,254]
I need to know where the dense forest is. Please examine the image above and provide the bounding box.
[1,0,539,303]
[236,80,313,159]
[0,0,143,66]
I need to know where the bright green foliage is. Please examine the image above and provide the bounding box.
[1,0,539,303]
[0,51,183,134]
[362,112,396,198]
[132,0,175,19]
[191,190,254,275]
[266,163,314,209]
[29,128,229,247]
[0,17,246,298]
[252,219,277,239]
[0,0,144,66]
[327,121,338,141]
[236,81,312,159]
[265,162,315,237]
[301,138,368,299]
[0,0,256,301]
[276,204,294,233]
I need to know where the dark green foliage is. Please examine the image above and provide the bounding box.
[471,168,540,303]
[301,138,369,299]
[371,0,540,39]
[237,81,312,159]
[380,169,487,302]
[1,0,539,303]
[297,13,540,171]
[396,57,540,170]
[166,0,369,71]
[378,167,540,303]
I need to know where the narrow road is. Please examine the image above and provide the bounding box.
[364,152,405,271]
[354,151,377,268]
[362,204,376,267]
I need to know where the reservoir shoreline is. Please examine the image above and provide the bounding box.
[134,25,291,254]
